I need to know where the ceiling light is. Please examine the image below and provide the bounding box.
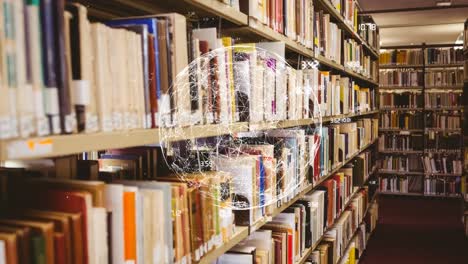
[436,0,452,6]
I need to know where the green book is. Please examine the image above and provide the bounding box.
[30,235,46,264]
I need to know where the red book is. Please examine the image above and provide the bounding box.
[54,233,66,264]
[25,189,91,264]
[287,233,293,264]
[321,179,335,226]
[331,175,342,215]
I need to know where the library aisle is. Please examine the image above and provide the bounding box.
[360,195,468,264]
[0,0,466,264]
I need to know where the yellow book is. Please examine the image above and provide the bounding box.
[221,37,237,122]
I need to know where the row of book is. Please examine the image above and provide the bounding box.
[379,92,423,109]
[244,0,370,66]
[358,16,379,51]
[379,176,421,194]
[379,112,424,130]
[317,118,378,180]
[0,1,377,140]
[0,169,240,264]
[424,176,465,196]
[379,49,423,66]
[312,74,375,118]
[378,134,424,151]
[425,92,462,108]
[216,186,365,263]
[422,154,463,175]
[0,116,379,264]
[336,202,378,264]
[379,155,424,173]
[379,70,423,87]
[424,47,464,65]
[246,0,315,49]
[0,146,379,264]
[424,69,464,87]
[329,0,359,30]
[427,133,462,151]
[343,39,377,79]
[426,114,461,130]
[316,11,342,63]
[379,176,465,196]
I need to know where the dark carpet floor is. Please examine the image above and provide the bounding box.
[359,195,468,264]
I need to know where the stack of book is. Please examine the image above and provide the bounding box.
[427,113,461,130]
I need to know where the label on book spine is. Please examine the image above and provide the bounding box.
[51,115,61,134]
[37,117,50,136]
[65,114,76,133]
[86,114,99,133]
[0,117,11,139]
[44,87,60,115]
[20,115,34,138]
[123,111,131,130]
[72,80,91,105]
[113,112,123,130]
[9,118,18,138]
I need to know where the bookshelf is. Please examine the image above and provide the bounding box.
[0,1,381,264]
[378,43,466,198]
[0,110,379,160]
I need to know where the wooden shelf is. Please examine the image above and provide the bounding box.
[378,129,424,133]
[380,108,424,111]
[378,191,463,199]
[378,150,424,154]
[0,110,381,160]
[378,170,425,176]
[379,64,424,69]
[379,86,423,90]
[198,226,249,264]
[425,63,464,68]
[184,0,248,25]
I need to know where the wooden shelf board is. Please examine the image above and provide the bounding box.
[378,170,425,176]
[184,0,248,25]
[198,226,249,264]
[425,63,464,68]
[247,17,314,58]
[378,191,463,199]
[379,64,424,69]
[379,86,423,90]
[378,150,424,154]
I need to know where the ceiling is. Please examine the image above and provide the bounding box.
[359,0,468,46]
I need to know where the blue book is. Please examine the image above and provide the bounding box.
[106,18,162,100]
[259,155,265,215]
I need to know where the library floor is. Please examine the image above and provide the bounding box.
[360,195,468,264]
